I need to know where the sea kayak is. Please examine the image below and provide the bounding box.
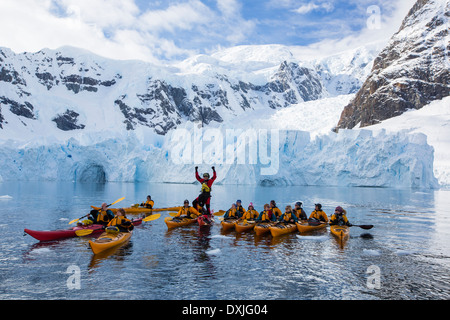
[165,216,198,229]
[221,218,238,231]
[24,225,104,242]
[91,206,181,214]
[235,220,256,233]
[269,223,297,237]
[254,222,274,236]
[296,221,327,233]
[89,230,133,254]
[24,218,142,242]
[330,225,350,243]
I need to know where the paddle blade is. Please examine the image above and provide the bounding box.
[143,214,161,222]
[169,212,178,217]
[75,229,95,237]
[108,197,125,207]
[358,225,374,230]
[214,210,225,216]
[69,218,80,225]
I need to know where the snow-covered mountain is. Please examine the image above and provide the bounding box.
[336,0,449,130]
[0,0,448,188]
[0,42,381,139]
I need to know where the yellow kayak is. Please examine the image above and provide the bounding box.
[235,220,256,233]
[330,225,350,243]
[164,216,198,229]
[269,223,297,237]
[296,221,327,233]
[88,231,132,254]
[221,218,238,231]
[254,222,274,236]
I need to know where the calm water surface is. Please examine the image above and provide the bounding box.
[0,181,449,300]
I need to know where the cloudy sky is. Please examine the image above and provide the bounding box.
[0,0,416,64]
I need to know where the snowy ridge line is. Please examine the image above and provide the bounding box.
[0,128,439,189]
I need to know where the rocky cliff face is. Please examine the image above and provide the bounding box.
[336,0,449,130]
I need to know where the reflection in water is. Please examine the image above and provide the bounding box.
[1,181,450,299]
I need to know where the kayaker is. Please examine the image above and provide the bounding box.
[235,200,246,218]
[174,200,200,220]
[107,208,134,232]
[329,206,352,226]
[279,205,298,224]
[270,200,283,220]
[224,203,238,220]
[256,204,276,222]
[294,201,308,221]
[309,203,328,223]
[140,195,154,209]
[88,203,114,226]
[240,203,258,221]
[193,166,217,216]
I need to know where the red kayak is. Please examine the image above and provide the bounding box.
[25,218,143,242]
[197,215,212,227]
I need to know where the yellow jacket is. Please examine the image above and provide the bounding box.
[175,206,200,218]
[141,200,154,209]
[107,215,133,231]
[309,210,328,222]
[241,209,258,220]
[271,207,282,219]
[224,208,238,219]
[329,212,349,226]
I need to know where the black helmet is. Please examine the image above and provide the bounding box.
[315,203,322,210]
[295,201,303,207]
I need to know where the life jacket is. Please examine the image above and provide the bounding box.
[236,205,245,216]
[260,210,272,222]
[310,210,328,222]
[295,208,307,220]
[330,213,348,226]
[226,208,237,218]
[143,200,154,208]
[97,210,112,223]
[282,211,294,222]
[242,209,258,220]
[201,182,211,193]
[179,206,199,218]
[107,215,133,231]
[272,207,282,218]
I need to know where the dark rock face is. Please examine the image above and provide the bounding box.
[336,0,450,130]
[0,96,35,119]
[52,109,85,131]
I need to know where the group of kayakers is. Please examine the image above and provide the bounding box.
[86,203,136,233]
[85,166,352,233]
[221,200,352,226]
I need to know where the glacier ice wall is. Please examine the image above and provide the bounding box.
[0,127,439,188]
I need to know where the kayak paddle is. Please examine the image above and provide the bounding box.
[351,224,374,230]
[75,228,101,237]
[142,213,161,222]
[75,215,161,236]
[69,197,125,225]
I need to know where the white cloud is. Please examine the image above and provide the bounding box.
[0,0,417,65]
[293,2,334,14]
[290,0,417,60]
